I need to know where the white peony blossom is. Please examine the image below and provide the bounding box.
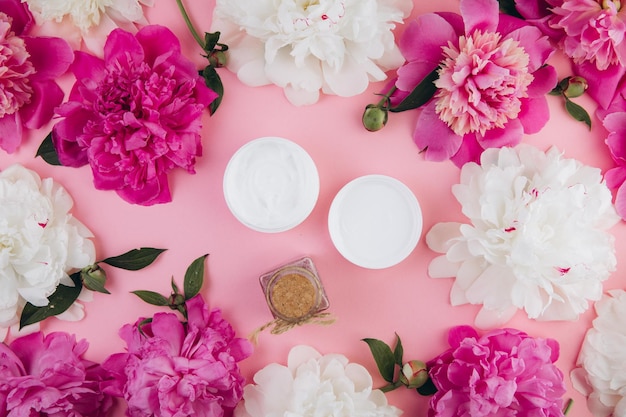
[236,345,402,417]
[571,290,626,417]
[211,0,412,106]
[0,164,95,340]
[22,0,154,54]
[426,145,619,328]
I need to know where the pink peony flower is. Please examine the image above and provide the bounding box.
[0,0,73,153]
[426,326,566,417]
[515,0,626,109]
[600,106,626,220]
[0,331,114,417]
[396,0,557,167]
[102,294,253,417]
[51,25,217,205]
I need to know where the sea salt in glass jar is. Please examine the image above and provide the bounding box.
[260,257,329,323]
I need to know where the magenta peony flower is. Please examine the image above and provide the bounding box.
[102,294,253,417]
[515,0,626,109]
[52,25,217,205]
[426,326,566,417]
[0,331,114,417]
[396,0,557,167]
[600,106,626,220]
[0,0,73,153]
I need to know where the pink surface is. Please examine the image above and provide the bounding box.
[1,1,623,416]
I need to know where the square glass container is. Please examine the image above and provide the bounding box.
[260,257,330,323]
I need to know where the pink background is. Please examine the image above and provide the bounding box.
[1,1,623,416]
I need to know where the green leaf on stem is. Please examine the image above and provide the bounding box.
[184,254,208,300]
[362,338,397,383]
[132,290,170,306]
[35,132,62,166]
[202,66,224,115]
[204,32,221,54]
[565,98,592,129]
[101,248,166,270]
[389,68,439,113]
[393,333,404,366]
[20,272,82,328]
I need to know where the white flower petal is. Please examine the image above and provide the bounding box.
[212,0,412,104]
[427,145,618,326]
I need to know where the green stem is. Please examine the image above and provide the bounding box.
[379,380,403,393]
[376,85,398,108]
[175,0,205,50]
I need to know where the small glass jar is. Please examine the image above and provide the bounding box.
[260,257,329,323]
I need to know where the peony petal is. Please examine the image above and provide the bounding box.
[287,345,321,370]
[518,97,550,134]
[103,27,144,66]
[429,255,461,278]
[503,25,554,73]
[474,305,517,329]
[575,61,625,110]
[477,118,524,149]
[426,222,463,252]
[322,55,370,97]
[614,181,626,220]
[19,80,65,129]
[71,51,106,83]
[526,65,558,98]
[460,0,499,34]
[398,14,456,64]
[0,113,23,153]
[23,36,73,80]
[413,100,463,161]
[450,134,483,167]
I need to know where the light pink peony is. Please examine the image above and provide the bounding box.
[426,326,566,417]
[0,0,73,153]
[600,103,626,220]
[52,25,217,205]
[396,0,557,167]
[515,0,626,109]
[102,294,253,417]
[0,331,114,417]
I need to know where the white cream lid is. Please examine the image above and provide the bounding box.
[328,175,422,269]
[223,137,320,233]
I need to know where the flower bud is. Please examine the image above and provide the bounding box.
[563,76,588,98]
[169,292,186,307]
[209,50,227,68]
[400,360,428,389]
[81,265,109,293]
[362,104,388,132]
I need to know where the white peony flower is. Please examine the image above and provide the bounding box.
[22,0,154,54]
[0,164,95,340]
[236,345,402,417]
[426,145,619,328]
[571,290,626,417]
[211,0,413,106]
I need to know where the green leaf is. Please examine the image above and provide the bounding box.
[35,132,62,166]
[204,31,221,53]
[184,254,208,300]
[565,98,592,129]
[131,290,170,306]
[202,66,224,115]
[20,272,82,328]
[389,68,439,113]
[392,333,404,366]
[101,248,166,270]
[497,0,523,18]
[362,338,396,383]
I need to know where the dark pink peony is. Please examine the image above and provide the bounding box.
[599,93,626,220]
[0,0,73,153]
[427,326,566,417]
[515,0,626,109]
[52,25,217,205]
[0,331,114,417]
[102,294,253,417]
[396,0,557,167]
